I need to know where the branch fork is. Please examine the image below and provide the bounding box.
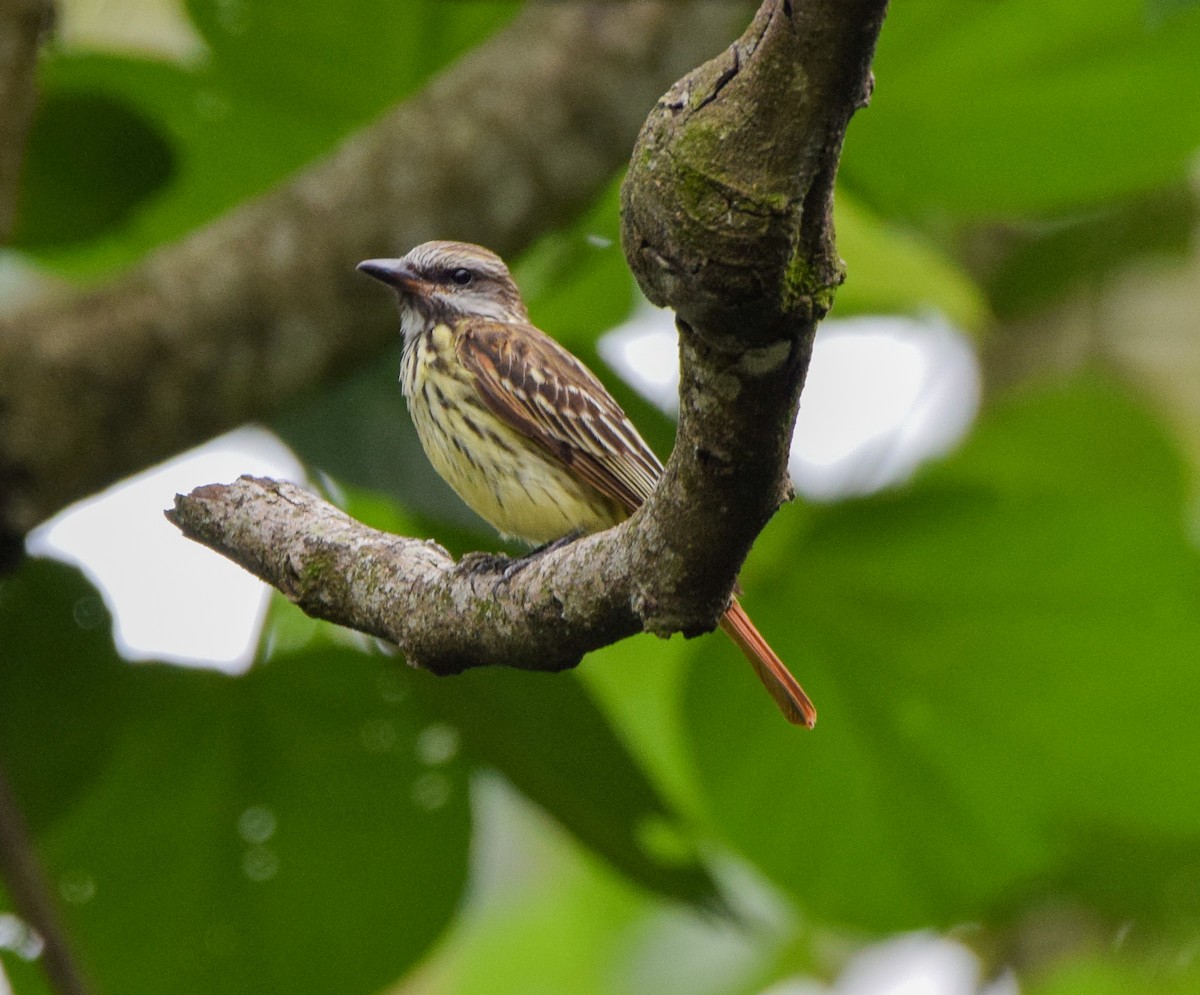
[167,0,889,677]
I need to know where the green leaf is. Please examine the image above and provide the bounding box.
[1145,0,1200,23]
[843,0,1200,219]
[1029,951,1200,995]
[25,1,518,273]
[410,663,721,911]
[0,560,470,995]
[578,634,708,828]
[833,190,989,331]
[0,560,125,833]
[437,852,647,995]
[12,90,175,248]
[684,376,1200,933]
[985,186,1198,318]
[1045,826,1200,936]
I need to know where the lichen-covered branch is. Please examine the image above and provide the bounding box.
[167,476,643,673]
[622,0,885,336]
[0,1,746,540]
[166,0,889,665]
[618,0,888,629]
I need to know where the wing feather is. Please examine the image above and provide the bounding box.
[456,320,663,514]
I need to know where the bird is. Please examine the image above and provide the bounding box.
[357,240,816,727]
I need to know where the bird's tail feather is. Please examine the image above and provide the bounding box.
[719,598,817,728]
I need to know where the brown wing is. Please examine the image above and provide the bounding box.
[456,319,663,514]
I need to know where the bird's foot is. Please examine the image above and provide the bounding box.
[459,550,514,576]
[501,530,585,579]
[459,531,585,581]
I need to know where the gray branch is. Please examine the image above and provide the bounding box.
[0,0,746,539]
[167,476,642,673]
[167,0,889,668]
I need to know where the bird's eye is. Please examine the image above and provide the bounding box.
[449,268,473,286]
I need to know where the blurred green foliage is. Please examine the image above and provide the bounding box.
[1,561,472,995]
[13,90,175,248]
[687,378,1200,931]
[14,0,518,273]
[841,0,1200,219]
[5,0,1200,993]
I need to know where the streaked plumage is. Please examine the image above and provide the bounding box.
[358,241,816,727]
[401,317,632,542]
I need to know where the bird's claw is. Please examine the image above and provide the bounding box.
[459,551,512,575]
[460,531,585,581]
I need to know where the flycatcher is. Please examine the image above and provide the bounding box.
[358,240,816,727]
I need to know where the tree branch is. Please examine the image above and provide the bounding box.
[0,0,52,241]
[167,476,642,673]
[166,0,889,670]
[0,11,101,994]
[622,0,883,336]
[0,0,747,540]
[618,0,889,628]
[0,764,95,995]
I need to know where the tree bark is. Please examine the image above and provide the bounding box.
[168,476,642,673]
[619,0,887,629]
[168,0,889,671]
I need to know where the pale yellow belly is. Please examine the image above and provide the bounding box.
[403,332,626,544]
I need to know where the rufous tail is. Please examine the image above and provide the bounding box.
[718,598,817,728]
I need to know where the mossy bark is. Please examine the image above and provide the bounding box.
[618,0,887,633]
[622,0,885,339]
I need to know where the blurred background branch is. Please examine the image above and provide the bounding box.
[0,0,53,239]
[0,766,94,995]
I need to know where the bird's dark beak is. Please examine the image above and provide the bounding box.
[357,258,423,295]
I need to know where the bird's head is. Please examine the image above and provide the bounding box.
[358,241,528,338]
